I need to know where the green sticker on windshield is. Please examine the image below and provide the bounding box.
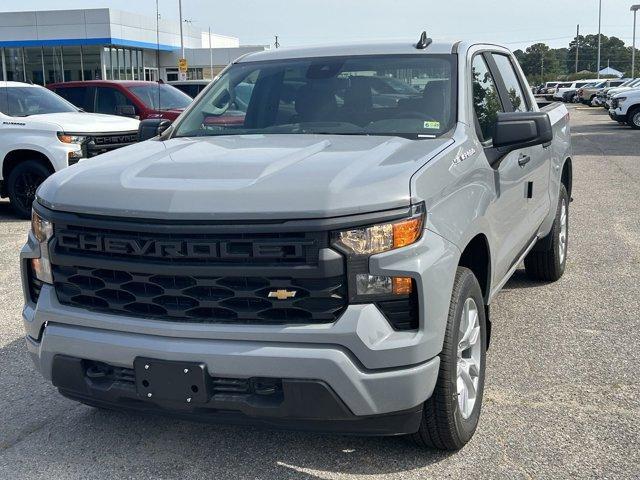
[423,120,441,129]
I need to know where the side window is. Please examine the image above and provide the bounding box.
[492,54,529,112]
[95,87,136,115]
[55,87,87,110]
[472,55,503,142]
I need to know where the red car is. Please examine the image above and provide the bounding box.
[47,80,193,121]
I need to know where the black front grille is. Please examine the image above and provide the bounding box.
[82,131,139,158]
[53,226,323,266]
[83,360,282,396]
[53,265,346,324]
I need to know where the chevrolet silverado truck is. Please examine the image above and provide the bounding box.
[22,35,572,451]
[609,89,640,128]
[1,82,140,218]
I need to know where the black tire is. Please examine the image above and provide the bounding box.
[626,107,640,130]
[412,267,487,451]
[6,160,50,219]
[524,184,569,282]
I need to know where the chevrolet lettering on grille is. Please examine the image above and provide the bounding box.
[56,232,315,260]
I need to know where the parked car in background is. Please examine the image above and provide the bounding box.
[0,82,139,217]
[593,78,637,107]
[609,89,640,128]
[23,38,572,451]
[602,78,640,109]
[168,80,210,98]
[48,81,193,121]
[541,81,560,94]
[578,79,627,106]
[553,80,599,101]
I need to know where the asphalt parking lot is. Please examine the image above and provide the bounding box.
[0,105,638,479]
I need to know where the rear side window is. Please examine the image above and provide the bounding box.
[95,87,136,115]
[491,54,529,112]
[55,87,88,110]
[471,55,503,142]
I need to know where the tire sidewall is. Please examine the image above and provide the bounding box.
[447,270,487,444]
[7,160,50,218]
[628,108,640,129]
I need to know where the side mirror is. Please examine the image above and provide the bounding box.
[138,118,172,141]
[116,105,137,117]
[493,111,553,153]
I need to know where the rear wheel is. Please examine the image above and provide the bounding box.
[627,107,640,130]
[524,184,569,281]
[6,160,50,219]
[412,267,487,451]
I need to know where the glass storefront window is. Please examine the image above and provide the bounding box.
[5,48,25,82]
[82,46,102,80]
[62,46,83,81]
[117,48,125,80]
[24,47,44,85]
[43,46,64,84]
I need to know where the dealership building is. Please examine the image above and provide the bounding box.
[0,8,267,84]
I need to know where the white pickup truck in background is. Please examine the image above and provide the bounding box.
[0,82,140,218]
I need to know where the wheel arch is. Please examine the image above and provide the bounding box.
[561,156,572,198]
[3,149,54,181]
[457,233,492,348]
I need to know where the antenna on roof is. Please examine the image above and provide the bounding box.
[416,31,432,50]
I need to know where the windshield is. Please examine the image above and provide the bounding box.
[128,84,192,110]
[174,54,457,139]
[0,86,77,117]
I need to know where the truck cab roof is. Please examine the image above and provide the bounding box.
[238,40,489,63]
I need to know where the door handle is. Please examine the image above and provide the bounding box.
[518,154,531,168]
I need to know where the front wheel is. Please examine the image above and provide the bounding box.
[6,160,50,219]
[627,107,640,130]
[412,267,487,450]
[524,184,569,281]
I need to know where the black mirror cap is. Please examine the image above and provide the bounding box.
[116,105,137,117]
[493,111,553,153]
[138,118,172,142]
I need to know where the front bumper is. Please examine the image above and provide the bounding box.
[21,220,460,430]
[609,109,627,122]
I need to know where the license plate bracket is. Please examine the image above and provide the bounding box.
[134,358,209,405]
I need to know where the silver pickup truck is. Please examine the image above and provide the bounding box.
[22,34,571,451]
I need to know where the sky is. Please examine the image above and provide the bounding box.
[5,0,640,51]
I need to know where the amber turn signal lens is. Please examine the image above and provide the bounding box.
[392,277,413,295]
[393,216,423,249]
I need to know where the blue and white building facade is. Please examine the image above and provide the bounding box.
[0,8,265,83]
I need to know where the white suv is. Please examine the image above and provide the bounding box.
[0,82,140,217]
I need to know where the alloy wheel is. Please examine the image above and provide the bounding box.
[456,297,481,419]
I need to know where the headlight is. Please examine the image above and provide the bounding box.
[334,205,424,256]
[616,97,627,104]
[31,209,53,243]
[57,132,87,144]
[30,209,53,284]
[333,204,424,302]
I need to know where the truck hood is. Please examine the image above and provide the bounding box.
[32,112,140,133]
[38,134,453,220]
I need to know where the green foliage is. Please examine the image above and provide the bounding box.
[518,34,635,84]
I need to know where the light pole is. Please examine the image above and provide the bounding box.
[179,0,185,60]
[632,5,640,78]
[597,0,602,78]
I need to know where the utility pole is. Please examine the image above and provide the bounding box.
[597,0,602,78]
[179,0,185,59]
[632,5,640,78]
[209,26,213,80]
[274,35,280,49]
[575,24,580,74]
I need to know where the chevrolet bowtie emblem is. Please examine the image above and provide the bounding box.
[268,289,297,300]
